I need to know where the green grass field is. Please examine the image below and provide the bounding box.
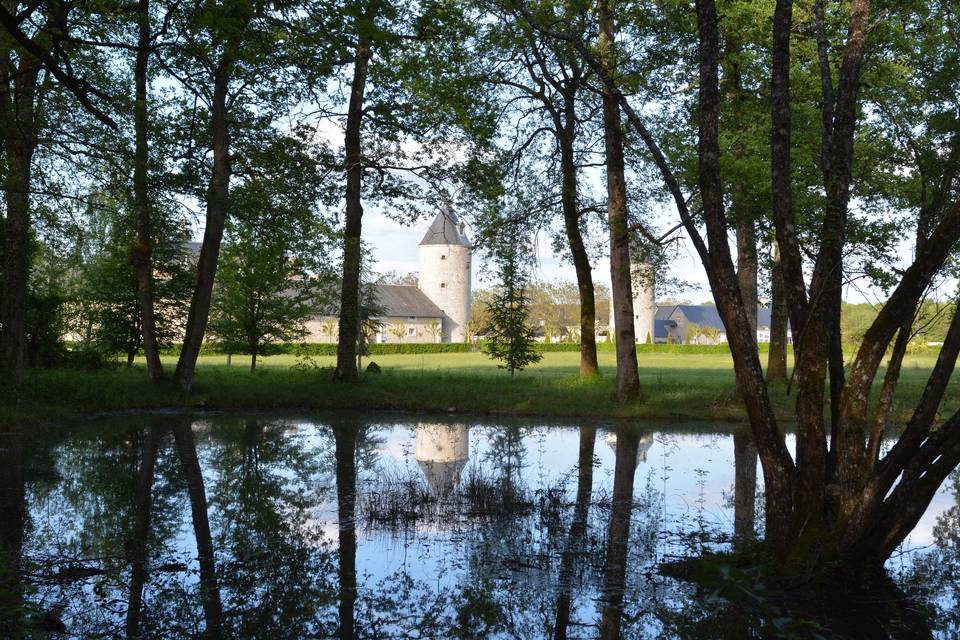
[4,348,954,427]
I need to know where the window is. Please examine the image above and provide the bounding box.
[407,327,416,337]
[440,255,447,260]
[408,316,416,321]
[440,283,446,288]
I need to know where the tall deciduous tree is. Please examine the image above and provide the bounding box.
[527,0,960,580]
[596,0,639,401]
[0,3,117,386]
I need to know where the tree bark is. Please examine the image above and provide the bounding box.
[553,426,596,639]
[250,340,257,372]
[767,240,788,382]
[173,421,223,639]
[126,425,161,639]
[597,0,639,401]
[130,0,163,383]
[334,35,371,381]
[174,55,235,392]
[599,428,639,639]
[333,425,358,640]
[0,51,39,388]
[558,86,599,378]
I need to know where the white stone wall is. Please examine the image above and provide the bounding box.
[418,244,472,342]
[631,262,656,344]
[609,261,655,344]
[304,316,444,344]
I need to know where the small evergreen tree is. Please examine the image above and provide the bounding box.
[481,227,541,376]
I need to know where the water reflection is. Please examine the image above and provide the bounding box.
[0,414,956,638]
[415,423,469,495]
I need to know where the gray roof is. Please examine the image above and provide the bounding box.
[419,208,470,247]
[665,304,774,331]
[374,284,443,318]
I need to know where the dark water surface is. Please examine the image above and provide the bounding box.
[0,413,958,639]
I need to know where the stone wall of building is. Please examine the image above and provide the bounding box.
[418,244,472,342]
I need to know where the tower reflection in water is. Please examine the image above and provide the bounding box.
[415,423,470,495]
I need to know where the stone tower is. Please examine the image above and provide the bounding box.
[418,208,472,342]
[609,261,656,344]
[415,423,470,495]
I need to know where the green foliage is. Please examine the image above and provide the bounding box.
[67,187,192,362]
[208,155,337,369]
[481,225,542,376]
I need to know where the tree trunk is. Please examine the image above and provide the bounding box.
[130,0,163,384]
[599,428,640,639]
[333,425,358,640]
[767,240,788,382]
[0,53,39,388]
[126,425,161,639]
[174,57,234,392]
[173,421,223,639]
[597,0,639,401]
[250,341,257,372]
[553,426,596,640]
[558,85,599,378]
[334,36,371,382]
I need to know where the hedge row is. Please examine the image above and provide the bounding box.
[154,341,783,357]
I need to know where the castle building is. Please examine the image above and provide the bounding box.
[304,208,473,344]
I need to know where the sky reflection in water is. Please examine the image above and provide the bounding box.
[1,413,957,639]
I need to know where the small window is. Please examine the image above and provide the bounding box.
[408,316,416,321]
[440,255,447,260]
[440,283,446,288]
[407,327,416,337]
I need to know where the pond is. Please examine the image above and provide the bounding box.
[0,412,957,639]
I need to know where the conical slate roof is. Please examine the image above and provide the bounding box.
[419,207,470,247]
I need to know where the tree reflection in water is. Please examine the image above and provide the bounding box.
[3,415,958,638]
[0,424,25,635]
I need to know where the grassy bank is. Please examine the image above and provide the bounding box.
[3,350,954,426]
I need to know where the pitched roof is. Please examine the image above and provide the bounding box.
[666,304,775,331]
[374,284,443,318]
[419,208,470,247]
[674,304,725,330]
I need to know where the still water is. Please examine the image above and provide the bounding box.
[0,412,957,639]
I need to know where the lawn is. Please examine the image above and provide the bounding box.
[3,348,953,427]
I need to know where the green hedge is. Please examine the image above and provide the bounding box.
[157,341,780,356]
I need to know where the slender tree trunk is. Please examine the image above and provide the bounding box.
[335,36,371,381]
[126,425,161,639]
[599,428,640,639]
[553,426,596,640]
[597,0,639,401]
[128,0,163,383]
[558,86,599,378]
[250,341,257,372]
[333,426,358,640]
[767,240,788,382]
[173,422,223,639]
[174,58,234,392]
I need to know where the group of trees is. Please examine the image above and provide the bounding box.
[2,0,960,595]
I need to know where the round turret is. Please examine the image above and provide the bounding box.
[418,208,472,342]
[609,261,656,344]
